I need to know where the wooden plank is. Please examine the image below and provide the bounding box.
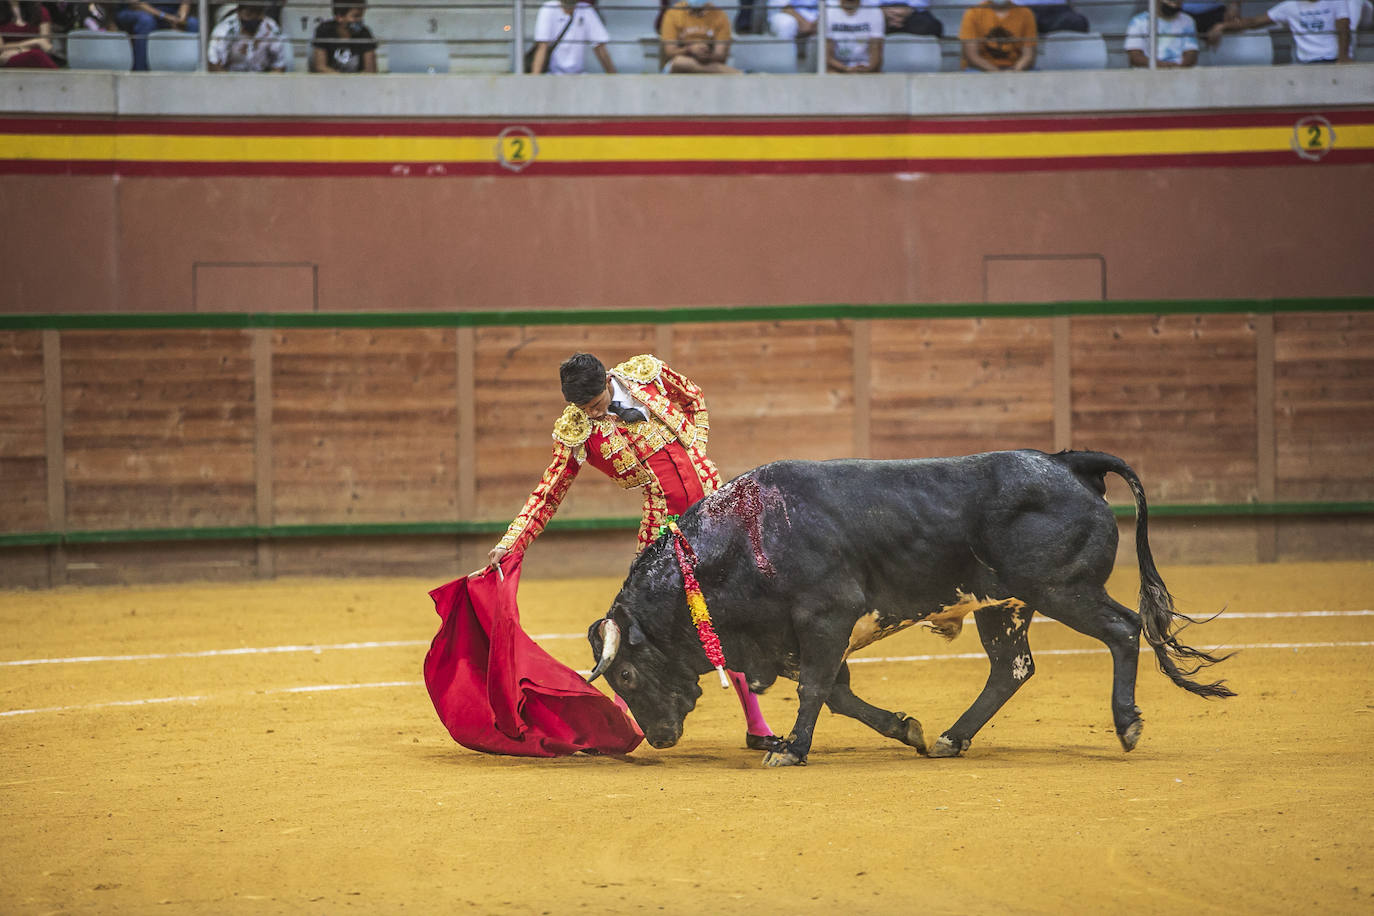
[869,317,1054,460]
[673,320,856,479]
[0,331,49,534]
[852,320,871,458]
[1273,313,1374,500]
[1053,316,1071,451]
[253,329,275,578]
[61,330,258,530]
[1254,315,1276,562]
[271,328,458,524]
[42,330,65,585]
[1071,315,1258,504]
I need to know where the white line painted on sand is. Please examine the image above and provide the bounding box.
[3,640,1370,719]
[3,610,1370,669]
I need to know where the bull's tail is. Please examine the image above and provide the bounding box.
[1058,450,1236,699]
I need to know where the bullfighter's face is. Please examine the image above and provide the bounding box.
[577,380,614,420]
[587,612,703,749]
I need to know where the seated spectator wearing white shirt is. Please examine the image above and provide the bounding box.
[826,0,885,69]
[207,2,290,71]
[530,0,616,73]
[1209,0,1352,63]
[1016,0,1089,33]
[1125,0,1200,66]
[769,0,819,40]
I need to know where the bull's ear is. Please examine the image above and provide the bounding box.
[627,618,648,646]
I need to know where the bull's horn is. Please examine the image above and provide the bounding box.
[587,618,621,683]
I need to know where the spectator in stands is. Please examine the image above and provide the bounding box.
[1125,0,1200,66]
[530,0,616,73]
[825,0,884,70]
[0,0,58,67]
[1208,0,1353,62]
[960,0,1037,69]
[768,0,818,41]
[208,1,291,71]
[660,0,740,72]
[1180,0,1238,36]
[75,1,118,31]
[310,0,377,72]
[875,0,944,36]
[114,0,199,70]
[1016,0,1088,33]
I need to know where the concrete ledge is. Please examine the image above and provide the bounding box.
[3,65,1372,119]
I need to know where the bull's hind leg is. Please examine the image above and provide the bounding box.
[932,602,1035,757]
[1040,586,1145,751]
[824,662,927,755]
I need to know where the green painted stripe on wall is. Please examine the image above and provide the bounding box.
[3,297,1373,331]
[2,503,1371,548]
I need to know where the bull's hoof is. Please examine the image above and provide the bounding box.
[746,733,787,753]
[929,735,969,758]
[762,747,806,767]
[895,714,928,756]
[1119,717,1144,752]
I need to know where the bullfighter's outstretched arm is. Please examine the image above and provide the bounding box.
[494,441,582,556]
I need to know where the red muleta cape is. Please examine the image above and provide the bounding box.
[423,553,643,757]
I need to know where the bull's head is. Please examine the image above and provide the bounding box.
[587,609,703,749]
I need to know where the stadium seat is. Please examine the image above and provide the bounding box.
[932,0,969,38]
[386,40,452,73]
[1037,31,1109,69]
[65,29,133,70]
[596,0,660,37]
[604,35,647,72]
[882,33,942,72]
[730,34,798,72]
[1200,28,1272,66]
[1075,0,1143,36]
[146,31,200,71]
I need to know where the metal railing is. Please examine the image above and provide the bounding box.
[29,0,1374,74]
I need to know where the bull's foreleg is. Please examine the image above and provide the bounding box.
[932,602,1035,757]
[762,621,852,768]
[825,662,927,755]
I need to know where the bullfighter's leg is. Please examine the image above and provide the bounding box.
[728,670,777,748]
[931,602,1035,757]
[1038,586,1145,751]
[763,614,853,768]
[824,662,927,754]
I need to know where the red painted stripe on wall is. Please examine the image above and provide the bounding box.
[2,109,1372,138]
[5,148,1372,178]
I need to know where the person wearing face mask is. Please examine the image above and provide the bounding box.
[311,0,378,72]
[207,1,291,71]
[1124,0,1200,67]
[659,0,741,72]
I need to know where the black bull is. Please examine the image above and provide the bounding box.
[587,450,1234,766]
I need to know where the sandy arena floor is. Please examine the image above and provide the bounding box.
[2,560,1372,915]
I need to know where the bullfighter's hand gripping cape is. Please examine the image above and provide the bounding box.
[423,552,643,757]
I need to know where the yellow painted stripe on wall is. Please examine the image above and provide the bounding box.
[4,125,1373,163]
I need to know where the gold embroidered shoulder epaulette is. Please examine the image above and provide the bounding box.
[613,354,663,385]
[552,404,592,448]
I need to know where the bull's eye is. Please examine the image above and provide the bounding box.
[617,667,638,690]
